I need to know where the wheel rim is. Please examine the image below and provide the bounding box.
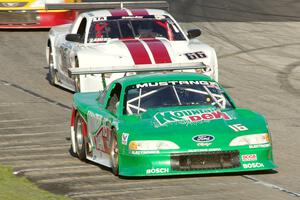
[75,76,80,92]
[76,119,83,150]
[49,47,54,68]
[49,47,58,83]
[111,136,119,169]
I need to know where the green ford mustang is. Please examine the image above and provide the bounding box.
[70,72,276,176]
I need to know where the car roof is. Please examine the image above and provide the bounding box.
[113,72,214,88]
[84,9,170,19]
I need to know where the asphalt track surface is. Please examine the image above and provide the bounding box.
[0,1,300,199]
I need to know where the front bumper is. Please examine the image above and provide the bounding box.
[118,146,276,176]
[0,10,76,29]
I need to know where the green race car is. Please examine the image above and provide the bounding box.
[70,71,276,176]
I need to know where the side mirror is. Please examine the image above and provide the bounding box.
[65,34,81,42]
[187,29,201,39]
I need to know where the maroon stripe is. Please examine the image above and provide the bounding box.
[123,40,152,65]
[110,9,129,16]
[131,9,149,16]
[143,39,171,64]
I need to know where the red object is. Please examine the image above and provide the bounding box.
[122,39,152,65]
[0,10,77,29]
[143,39,172,64]
[131,9,148,16]
[109,9,129,17]
[81,118,88,137]
[70,107,76,127]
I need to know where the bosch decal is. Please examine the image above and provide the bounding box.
[243,162,264,169]
[146,168,169,174]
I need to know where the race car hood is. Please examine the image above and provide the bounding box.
[120,107,269,150]
[77,38,217,69]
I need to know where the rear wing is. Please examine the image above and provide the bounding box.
[45,1,169,11]
[68,62,207,89]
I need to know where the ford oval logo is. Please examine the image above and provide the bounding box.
[192,134,215,142]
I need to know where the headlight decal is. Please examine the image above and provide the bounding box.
[129,140,179,151]
[230,133,270,146]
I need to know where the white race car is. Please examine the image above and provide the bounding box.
[46,6,218,92]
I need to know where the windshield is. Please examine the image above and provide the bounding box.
[88,16,185,43]
[124,80,233,115]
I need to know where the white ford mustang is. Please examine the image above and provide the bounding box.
[46,8,218,92]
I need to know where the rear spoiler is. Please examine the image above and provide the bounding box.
[45,1,169,11]
[68,62,207,89]
[68,62,206,76]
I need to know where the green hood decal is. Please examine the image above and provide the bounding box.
[120,107,267,140]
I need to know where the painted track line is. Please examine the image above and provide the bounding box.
[0,130,67,137]
[13,165,91,175]
[243,175,300,198]
[68,182,242,199]
[0,123,68,130]
[0,80,71,110]
[0,153,68,161]
[0,117,66,123]
[0,143,68,151]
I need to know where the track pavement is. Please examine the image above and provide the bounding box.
[0,1,299,199]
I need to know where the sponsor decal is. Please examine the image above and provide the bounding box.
[188,148,221,152]
[136,80,219,89]
[193,134,215,143]
[122,133,129,145]
[243,162,264,169]
[154,109,231,126]
[146,168,169,174]
[249,143,270,149]
[197,142,212,147]
[131,150,159,155]
[242,154,257,162]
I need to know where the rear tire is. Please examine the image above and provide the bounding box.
[74,114,86,161]
[110,131,119,176]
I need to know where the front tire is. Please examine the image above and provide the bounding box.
[74,114,86,161]
[48,45,58,85]
[74,57,81,92]
[110,131,119,176]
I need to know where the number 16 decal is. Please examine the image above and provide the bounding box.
[229,124,248,132]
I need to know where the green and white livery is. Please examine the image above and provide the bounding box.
[70,66,276,176]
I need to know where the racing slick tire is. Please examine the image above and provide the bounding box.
[74,113,86,161]
[48,45,58,85]
[110,130,119,176]
[74,57,81,92]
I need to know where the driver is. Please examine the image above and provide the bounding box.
[136,20,156,38]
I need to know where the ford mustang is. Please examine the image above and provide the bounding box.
[69,66,276,176]
[46,4,218,92]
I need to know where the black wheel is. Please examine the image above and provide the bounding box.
[110,131,119,176]
[74,57,80,92]
[48,45,58,85]
[74,114,86,160]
